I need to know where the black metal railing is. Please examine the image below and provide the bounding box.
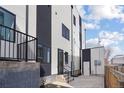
[65,65,74,80]
[0,24,37,62]
[64,65,74,83]
[64,68,70,83]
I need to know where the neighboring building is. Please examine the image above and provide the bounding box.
[37,5,83,77]
[82,46,104,75]
[111,55,124,65]
[0,5,83,77]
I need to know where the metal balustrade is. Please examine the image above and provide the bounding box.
[64,65,74,83]
[0,24,37,62]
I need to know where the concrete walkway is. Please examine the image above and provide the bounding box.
[69,75,104,88]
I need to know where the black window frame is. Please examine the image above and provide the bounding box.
[62,23,70,40]
[73,15,76,26]
[0,7,16,42]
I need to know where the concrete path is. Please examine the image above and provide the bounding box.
[69,75,104,88]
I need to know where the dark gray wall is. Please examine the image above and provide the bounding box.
[0,62,40,88]
[40,64,51,77]
[37,5,51,48]
[82,49,91,62]
[37,5,51,77]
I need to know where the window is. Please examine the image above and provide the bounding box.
[0,7,15,42]
[65,52,68,64]
[62,23,70,40]
[73,15,76,26]
[38,45,50,63]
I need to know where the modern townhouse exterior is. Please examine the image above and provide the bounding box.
[0,5,83,79]
[37,5,83,77]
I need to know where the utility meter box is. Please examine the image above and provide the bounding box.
[94,60,101,66]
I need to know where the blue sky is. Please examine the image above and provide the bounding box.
[77,5,124,60]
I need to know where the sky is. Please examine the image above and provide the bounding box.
[77,5,124,60]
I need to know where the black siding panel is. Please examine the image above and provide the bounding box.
[82,49,91,62]
[37,5,51,47]
[37,5,51,76]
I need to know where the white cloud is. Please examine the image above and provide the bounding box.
[98,31,124,46]
[84,22,100,29]
[86,38,98,44]
[86,38,99,48]
[99,31,124,41]
[85,5,124,23]
[100,39,116,46]
[109,46,124,60]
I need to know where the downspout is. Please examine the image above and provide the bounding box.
[79,16,82,75]
[25,5,29,62]
[71,5,74,77]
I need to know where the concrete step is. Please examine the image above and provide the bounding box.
[40,74,73,88]
[63,73,74,83]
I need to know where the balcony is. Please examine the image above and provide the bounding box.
[0,24,37,62]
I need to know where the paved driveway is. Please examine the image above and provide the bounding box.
[69,75,104,88]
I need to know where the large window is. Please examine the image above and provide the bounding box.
[0,7,15,42]
[38,45,51,63]
[62,23,70,40]
[65,52,68,64]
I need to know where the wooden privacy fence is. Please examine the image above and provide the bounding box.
[105,65,124,88]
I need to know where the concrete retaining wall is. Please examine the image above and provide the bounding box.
[0,62,40,88]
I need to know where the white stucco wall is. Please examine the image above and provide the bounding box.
[91,47,104,75]
[82,29,85,49]
[72,6,80,71]
[51,5,72,74]
[51,5,83,74]
[28,5,36,37]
